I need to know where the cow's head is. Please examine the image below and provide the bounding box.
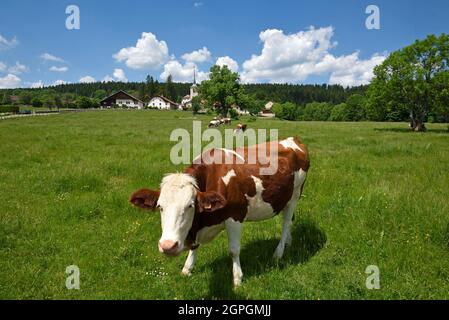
[130,173,226,256]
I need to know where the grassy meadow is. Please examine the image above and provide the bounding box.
[0,110,448,299]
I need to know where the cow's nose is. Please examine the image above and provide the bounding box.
[159,240,179,255]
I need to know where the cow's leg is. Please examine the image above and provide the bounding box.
[274,195,299,259]
[181,249,197,276]
[225,219,243,287]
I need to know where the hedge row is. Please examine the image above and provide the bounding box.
[0,105,19,113]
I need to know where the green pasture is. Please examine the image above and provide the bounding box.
[0,110,448,299]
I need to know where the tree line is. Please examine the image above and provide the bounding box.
[0,77,365,110]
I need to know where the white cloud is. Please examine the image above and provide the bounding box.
[216,56,239,72]
[102,68,128,82]
[241,27,336,83]
[160,60,208,83]
[328,52,386,87]
[113,32,169,70]
[53,80,67,86]
[240,26,386,86]
[49,66,68,72]
[182,47,211,63]
[0,74,21,89]
[40,53,65,63]
[102,75,115,82]
[0,62,6,72]
[79,75,96,83]
[0,34,19,51]
[113,68,128,82]
[30,80,44,88]
[194,2,203,8]
[8,62,29,75]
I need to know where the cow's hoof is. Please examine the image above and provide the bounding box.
[273,248,284,260]
[181,268,192,277]
[233,279,242,287]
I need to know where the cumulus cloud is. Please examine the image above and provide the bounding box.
[30,80,44,88]
[40,53,65,63]
[79,76,96,83]
[216,56,239,72]
[102,75,115,82]
[241,26,386,86]
[182,47,211,63]
[102,68,128,82]
[328,52,386,87]
[0,62,6,72]
[160,60,208,83]
[0,74,21,88]
[49,66,68,72]
[113,32,169,70]
[53,80,68,86]
[8,62,29,75]
[113,68,128,82]
[0,34,19,51]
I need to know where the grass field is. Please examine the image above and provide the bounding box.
[0,110,448,299]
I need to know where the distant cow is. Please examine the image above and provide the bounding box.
[208,120,221,128]
[234,123,247,135]
[130,137,310,286]
[220,118,232,125]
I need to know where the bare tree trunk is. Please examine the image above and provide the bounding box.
[410,110,427,132]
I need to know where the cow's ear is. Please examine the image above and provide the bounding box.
[197,191,226,213]
[129,189,160,211]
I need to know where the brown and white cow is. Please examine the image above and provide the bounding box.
[130,137,310,286]
[234,123,247,135]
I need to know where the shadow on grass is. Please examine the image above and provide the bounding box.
[374,127,449,134]
[204,219,327,299]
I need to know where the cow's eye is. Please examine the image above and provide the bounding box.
[189,204,194,208]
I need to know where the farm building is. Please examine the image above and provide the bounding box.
[259,101,275,118]
[100,90,144,109]
[148,96,180,110]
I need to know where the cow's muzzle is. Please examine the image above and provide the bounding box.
[158,240,180,256]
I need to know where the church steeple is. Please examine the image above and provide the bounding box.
[190,66,198,99]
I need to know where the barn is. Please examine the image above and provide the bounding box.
[100,91,144,109]
[148,96,180,110]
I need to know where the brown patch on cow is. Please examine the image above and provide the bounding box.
[129,189,160,210]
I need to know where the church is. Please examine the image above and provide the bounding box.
[180,68,199,109]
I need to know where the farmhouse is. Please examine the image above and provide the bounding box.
[148,96,180,110]
[100,90,144,109]
[259,101,275,118]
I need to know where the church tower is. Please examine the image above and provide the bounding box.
[190,67,198,98]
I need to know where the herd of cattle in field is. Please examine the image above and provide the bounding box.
[208,117,247,135]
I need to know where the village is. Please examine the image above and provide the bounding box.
[98,81,275,119]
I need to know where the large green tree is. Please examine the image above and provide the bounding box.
[199,65,246,117]
[367,34,449,131]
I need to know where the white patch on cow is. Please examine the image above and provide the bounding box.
[157,173,198,253]
[216,148,245,162]
[280,137,304,153]
[222,169,236,186]
[245,176,275,222]
[195,223,225,244]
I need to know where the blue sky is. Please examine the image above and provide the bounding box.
[0,0,448,88]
